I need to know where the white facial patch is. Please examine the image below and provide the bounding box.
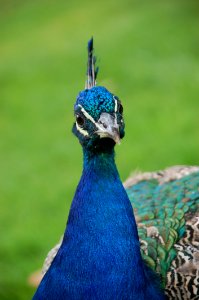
[114,97,118,113]
[75,104,96,137]
[76,121,89,136]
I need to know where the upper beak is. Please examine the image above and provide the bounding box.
[95,112,121,144]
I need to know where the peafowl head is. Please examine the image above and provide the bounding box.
[73,86,125,150]
[72,38,125,151]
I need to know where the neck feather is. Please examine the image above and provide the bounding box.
[83,146,117,175]
[34,142,165,299]
[65,145,146,283]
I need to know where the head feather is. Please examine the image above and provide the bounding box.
[85,37,99,89]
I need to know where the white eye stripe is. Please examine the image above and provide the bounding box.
[78,104,97,125]
[77,104,105,132]
[114,98,118,113]
[76,122,89,136]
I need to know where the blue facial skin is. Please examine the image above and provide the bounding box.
[33,86,165,300]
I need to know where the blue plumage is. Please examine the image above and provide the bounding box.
[33,39,165,299]
[75,87,115,120]
[33,141,164,299]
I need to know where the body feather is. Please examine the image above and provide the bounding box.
[40,166,199,299]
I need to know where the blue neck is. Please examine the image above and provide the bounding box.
[34,145,165,299]
[63,147,147,292]
[68,147,141,244]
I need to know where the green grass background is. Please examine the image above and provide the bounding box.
[0,0,199,298]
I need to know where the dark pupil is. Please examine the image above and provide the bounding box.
[76,115,84,127]
[118,103,123,114]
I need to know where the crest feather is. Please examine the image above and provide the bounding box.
[85,37,99,89]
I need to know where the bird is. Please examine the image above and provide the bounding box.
[33,38,199,299]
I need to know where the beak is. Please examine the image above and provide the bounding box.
[95,112,121,144]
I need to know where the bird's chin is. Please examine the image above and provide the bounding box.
[85,136,116,152]
[96,137,116,149]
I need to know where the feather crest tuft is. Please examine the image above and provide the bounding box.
[85,37,99,89]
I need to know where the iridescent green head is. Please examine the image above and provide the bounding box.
[72,39,125,150]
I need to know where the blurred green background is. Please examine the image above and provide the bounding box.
[0,0,199,298]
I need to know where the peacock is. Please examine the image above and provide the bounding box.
[33,38,199,299]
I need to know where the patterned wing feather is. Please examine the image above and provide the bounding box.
[125,166,199,299]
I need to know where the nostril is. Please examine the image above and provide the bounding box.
[102,123,107,129]
[99,120,107,129]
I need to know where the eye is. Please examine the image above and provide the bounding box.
[76,115,85,127]
[118,103,123,115]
